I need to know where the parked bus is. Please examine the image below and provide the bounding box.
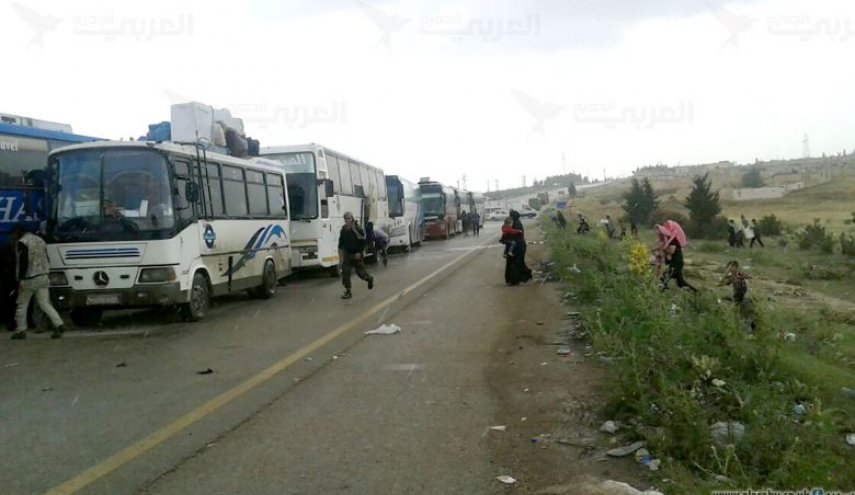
[418,178,460,240]
[385,175,424,250]
[261,143,390,275]
[45,141,291,324]
[0,117,100,242]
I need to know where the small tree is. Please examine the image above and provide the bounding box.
[741,168,765,188]
[684,173,721,238]
[622,177,659,226]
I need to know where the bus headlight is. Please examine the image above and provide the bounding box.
[49,272,68,287]
[138,267,176,283]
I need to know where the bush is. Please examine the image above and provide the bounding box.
[795,219,835,253]
[841,233,855,256]
[545,227,855,491]
[757,214,784,236]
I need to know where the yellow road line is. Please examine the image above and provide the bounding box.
[45,238,493,495]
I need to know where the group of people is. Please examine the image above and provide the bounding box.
[728,215,764,248]
[460,211,481,236]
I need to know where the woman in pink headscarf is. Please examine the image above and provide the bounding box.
[655,222,697,293]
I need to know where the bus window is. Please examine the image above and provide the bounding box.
[337,156,353,194]
[266,173,287,219]
[204,162,225,217]
[0,136,48,188]
[172,159,196,224]
[349,160,362,190]
[222,165,248,217]
[326,155,341,194]
[246,169,268,216]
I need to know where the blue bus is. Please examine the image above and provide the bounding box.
[0,120,101,241]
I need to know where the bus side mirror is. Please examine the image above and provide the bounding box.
[185,182,200,203]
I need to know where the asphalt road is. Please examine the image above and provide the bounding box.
[0,221,522,495]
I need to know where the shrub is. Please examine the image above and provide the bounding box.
[841,233,855,256]
[795,219,835,253]
[757,214,783,236]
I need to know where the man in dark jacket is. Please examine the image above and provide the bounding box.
[338,212,374,300]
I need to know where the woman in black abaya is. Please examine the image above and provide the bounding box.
[504,210,533,285]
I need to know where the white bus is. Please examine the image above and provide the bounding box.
[45,141,292,324]
[385,175,424,250]
[261,143,390,275]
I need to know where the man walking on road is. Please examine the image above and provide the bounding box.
[338,212,374,300]
[10,223,65,339]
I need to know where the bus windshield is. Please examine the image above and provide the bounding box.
[50,149,175,242]
[421,193,444,218]
[265,152,318,220]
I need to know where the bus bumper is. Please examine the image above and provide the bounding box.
[51,283,185,310]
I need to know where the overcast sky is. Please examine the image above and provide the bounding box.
[4,0,854,191]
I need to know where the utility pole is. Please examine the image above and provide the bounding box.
[462,174,467,190]
[562,152,566,175]
[494,179,499,192]
[522,175,526,188]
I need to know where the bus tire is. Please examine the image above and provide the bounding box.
[180,272,210,322]
[251,260,277,300]
[70,308,103,327]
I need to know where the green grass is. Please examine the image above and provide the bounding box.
[542,220,855,493]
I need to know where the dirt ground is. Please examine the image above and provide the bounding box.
[485,227,662,494]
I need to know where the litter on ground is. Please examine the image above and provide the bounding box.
[365,324,402,335]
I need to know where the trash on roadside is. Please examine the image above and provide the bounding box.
[496,475,517,484]
[846,433,855,446]
[647,459,661,471]
[115,361,128,368]
[606,441,647,458]
[842,387,855,400]
[793,403,807,417]
[783,332,797,342]
[197,368,214,375]
[489,425,507,432]
[365,324,401,335]
[523,388,530,393]
[599,420,619,434]
[5,362,19,368]
[711,378,725,387]
[557,346,572,356]
[634,448,651,463]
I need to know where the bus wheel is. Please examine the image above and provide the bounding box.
[328,265,342,278]
[251,260,277,300]
[180,272,210,322]
[70,308,103,327]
